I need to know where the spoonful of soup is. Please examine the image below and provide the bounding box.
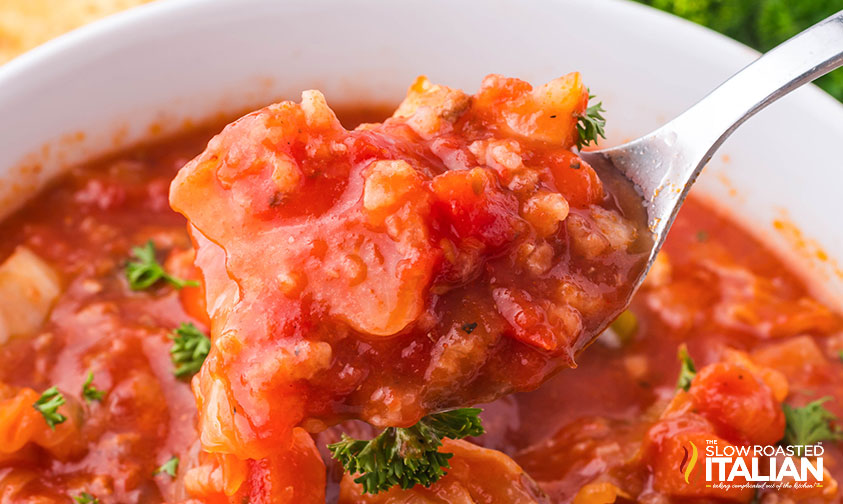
[168,10,842,500]
[169,72,648,498]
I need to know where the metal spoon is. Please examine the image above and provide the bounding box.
[580,10,843,299]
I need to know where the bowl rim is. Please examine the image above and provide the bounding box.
[3,0,841,123]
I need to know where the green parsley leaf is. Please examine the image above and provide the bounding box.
[676,344,697,392]
[82,371,105,403]
[575,94,607,150]
[170,322,211,378]
[838,349,843,363]
[73,492,99,504]
[153,456,180,478]
[782,397,843,455]
[125,240,198,291]
[328,408,485,495]
[32,386,67,430]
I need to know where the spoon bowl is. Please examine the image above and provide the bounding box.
[581,9,843,307]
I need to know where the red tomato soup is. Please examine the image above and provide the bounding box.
[0,76,840,504]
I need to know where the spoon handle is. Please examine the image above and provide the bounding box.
[669,9,843,168]
[595,10,843,240]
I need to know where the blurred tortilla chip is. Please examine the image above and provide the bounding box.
[0,0,158,63]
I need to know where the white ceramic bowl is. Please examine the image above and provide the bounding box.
[1,0,842,300]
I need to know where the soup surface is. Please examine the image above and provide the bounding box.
[0,102,841,503]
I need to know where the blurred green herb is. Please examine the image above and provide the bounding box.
[610,310,639,345]
[82,371,105,403]
[154,456,180,478]
[676,344,697,391]
[73,492,99,504]
[782,397,843,455]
